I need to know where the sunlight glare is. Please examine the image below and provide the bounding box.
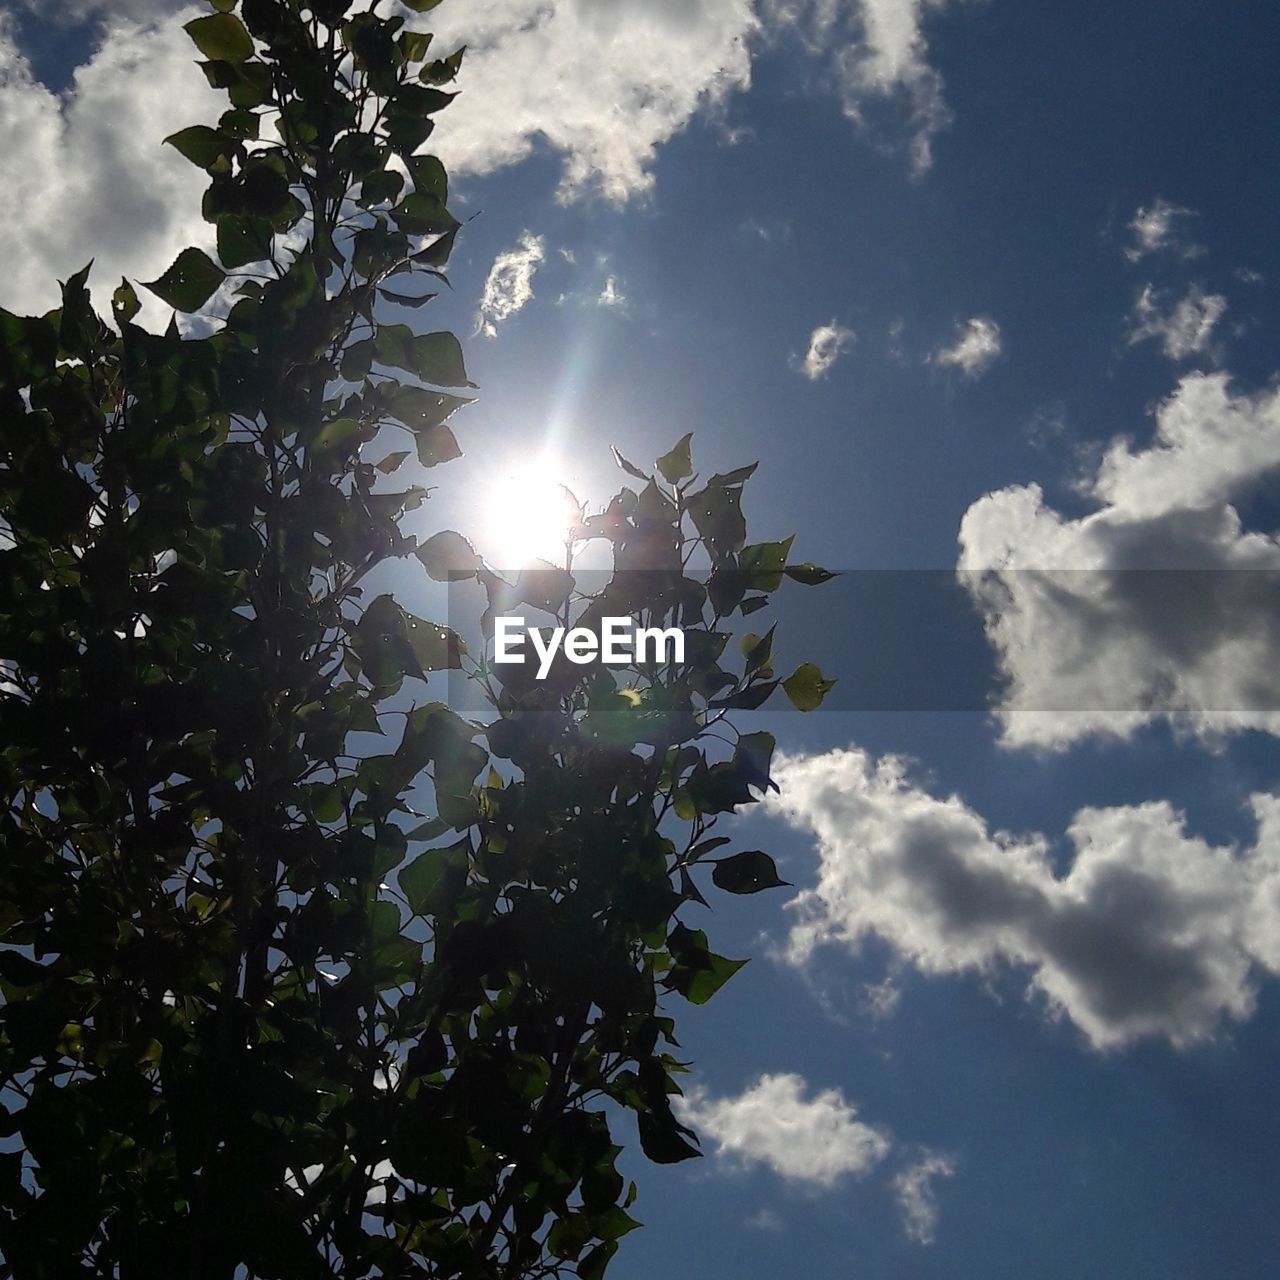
[486,456,580,570]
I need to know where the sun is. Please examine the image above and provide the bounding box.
[486,455,581,570]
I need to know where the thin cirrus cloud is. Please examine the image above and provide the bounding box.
[476,232,546,337]
[1128,284,1227,361]
[933,316,1002,377]
[796,320,855,379]
[958,371,1280,749]
[770,748,1280,1050]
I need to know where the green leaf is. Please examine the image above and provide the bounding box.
[656,432,693,485]
[165,125,234,170]
[782,662,837,711]
[402,611,467,671]
[111,280,140,323]
[402,0,445,10]
[411,226,458,269]
[740,535,795,592]
[313,418,360,453]
[414,330,471,387]
[185,13,254,62]
[417,530,481,581]
[415,425,462,468]
[706,462,758,488]
[143,248,225,312]
[216,214,271,269]
[579,1241,621,1280]
[379,286,437,309]
[407,153,449,204]
[637,1109,701,1163]
[687,482,746,559]
[359,169,405,206]
[398,29,433,63]
[785,562,838,586]
[420,46,466,85]
[516,560,574,611]
[392,192,458,237]
[400,835,469,916]
[711,851,789,895]
[681,951,746,1004]
[612,446,649,481]
[375,450,411,474]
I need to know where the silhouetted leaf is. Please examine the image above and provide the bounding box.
[711,851,788,895]
[656,432,692,484]
[143,248,225,312]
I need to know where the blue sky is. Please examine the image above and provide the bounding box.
[5,0,1280,1272]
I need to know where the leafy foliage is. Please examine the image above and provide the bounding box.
[0,2,833,1276]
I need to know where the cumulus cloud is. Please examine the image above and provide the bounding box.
[426,0,758,204]
[764,0,955,172]
[476,232,545,337]
[934,316,1002,377]
[1125,197,1201,262]
[0,7,218,318]
[1128,284,1226,361]
[893,1151,955,1245]
[19,0,179,20]
[5,0,756,317]
[958,372,1280,747]
[677,1072,891,1186]
[772,748,1280,1050]
[797,320,855,379]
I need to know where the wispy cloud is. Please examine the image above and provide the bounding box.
[1125,197,1201,262]
[934,317,1002,377]
[797,320,855,379]
[477,232,546,337]
[1128,284,1226,360]
[893,1151,956,1245]
[763,0,957,172]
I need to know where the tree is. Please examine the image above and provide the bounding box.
[0,2,834,1276]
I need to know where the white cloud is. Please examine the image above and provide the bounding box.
[893,1150,955,1245]
[797,320,855,379]
[764,0,955,172]
[0,7,218,319]
[1125,197,1201,262]
[476,232,545,337]
[772,748,1280,1049]
[677,1072,891,1185]
[958,372,1280,748]
[598,275,627,308]
[426,0,758,204]
[1128,284,1226,361]
[934,316,1002,377]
